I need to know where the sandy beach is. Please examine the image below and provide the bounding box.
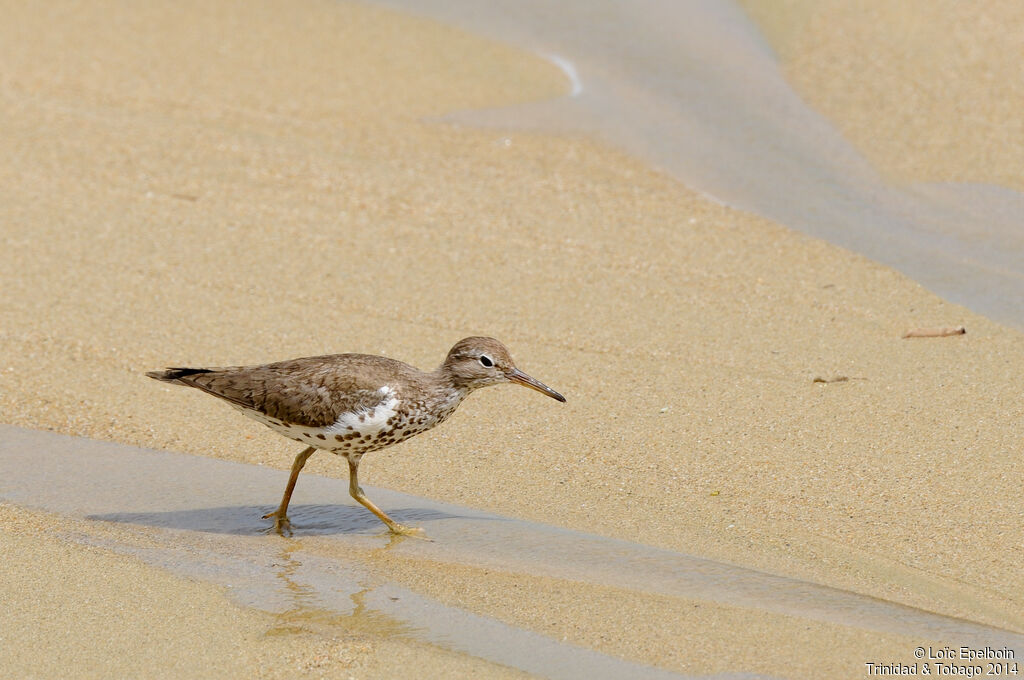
[1,0,1022,677]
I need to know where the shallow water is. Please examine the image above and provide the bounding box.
[369,0,1024,329]
[2,425,1021,678]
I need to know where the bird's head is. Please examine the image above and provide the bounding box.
[441,336,566,402]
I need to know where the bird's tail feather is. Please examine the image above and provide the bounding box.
[145,367,214,383]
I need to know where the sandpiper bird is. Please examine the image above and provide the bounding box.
[147,337,565,535]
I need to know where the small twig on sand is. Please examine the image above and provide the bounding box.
[902,326,966,339]
[811,375,867,384]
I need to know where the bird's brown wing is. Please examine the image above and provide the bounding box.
[163,354,410,428]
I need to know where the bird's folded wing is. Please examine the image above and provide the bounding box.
[179,356,392,428]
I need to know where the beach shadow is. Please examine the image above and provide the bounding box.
[88,504,464,536]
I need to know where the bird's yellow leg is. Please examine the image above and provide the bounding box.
[347,456,425,537]
[263,446,316,533]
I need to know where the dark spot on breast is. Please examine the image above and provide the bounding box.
[335,434,345,442]
[316,434,326,440]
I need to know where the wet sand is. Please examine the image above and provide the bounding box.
[374,0,1024,329]
[0,503,534,680]
[15,425,1019,679]
[739,0,1024,191]
[1,0,1023,677]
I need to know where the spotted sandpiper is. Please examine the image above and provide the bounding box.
[147,337,565,535]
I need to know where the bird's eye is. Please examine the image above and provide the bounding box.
[479,355,494,368]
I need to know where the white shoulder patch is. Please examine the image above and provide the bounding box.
[325,386,400,437]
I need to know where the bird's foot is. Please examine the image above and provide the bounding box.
[262,509,292,535]
[386,523,430,541]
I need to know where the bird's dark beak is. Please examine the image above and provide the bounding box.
[507,368,566,402]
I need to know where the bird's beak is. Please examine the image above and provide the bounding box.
[507,368,566,403]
